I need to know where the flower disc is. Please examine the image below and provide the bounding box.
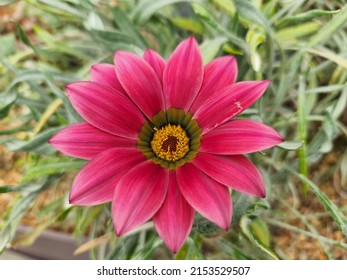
[137,108,202,169]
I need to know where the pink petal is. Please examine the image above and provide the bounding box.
[200,119,284,155]
[143,49,166,82]
[163,37,203,111]
[177,163,232,230]
[69,148,145,206]
[49,122,135,160]
[66,81,145,139]
[114,51,164,119]
[192,153,265,197]
[153,172,194,253]
[90,63,126,95]
[194,80,270,133]
[190,56,238,113]
[112,161,169,235]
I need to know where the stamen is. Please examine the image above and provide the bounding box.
[161,136,178,152]
[151,124,189,162]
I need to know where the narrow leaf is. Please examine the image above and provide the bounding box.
[0,0,19,6]
[132,0,203,24]
[308,6,347,47]
[240,215,279,260]
[277,141,303,150]
[290,169,347,240]
[277,9,340,28]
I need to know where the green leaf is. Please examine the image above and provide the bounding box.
[92,29,138,46]
[132,0,203,24]
[75,206,103,234]
[85,12,105,31]
[212,0,236,16]
[192,214,220,235]
[246,202,269,218]
[200,37,228,64]
[192,2,219,28]
[0,181,45,194]
[305,47,347,70]
[6,126,63,154]
[0,0,19,6]
[192,3,248,55]
[5,69,74,93]
[112,8,147,48]
[0,33,17,56]
[56,206,74,222]
[277,141,303,150]
[249,217,270,247]
[276,22,321,43]
[171,17,205,34]
[240,215,279,260]
[22,159,85,181]
[0,91,16,119]
[36,0,83,17]
[15,22,39,53]
[234,0,272,34]
[308,6,347,47]
[0,178,52,253]
[232,192,252,225]
[319,111,339,153]
[42,71,81,123]
[305,84,345,94]
[331,87,347,119]
[246,28,266,71]
[0,224,13,254]
[175,233,204,260]
[286,167,347,240]
[277,9,340,28]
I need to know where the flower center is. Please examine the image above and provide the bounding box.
[137,108,202,170]
[151,124,189,162]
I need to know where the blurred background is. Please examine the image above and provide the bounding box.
[0,0,347,260]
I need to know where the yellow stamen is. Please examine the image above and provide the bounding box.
[151,124,189,162]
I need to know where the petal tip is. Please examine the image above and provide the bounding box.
[179,36,199,49]
[65,81,87,95]
[114,227,123,237]
[113,51,125,63]
[170,247,179,254]
[114,224,129,237]
[90,64,103,74]
[187,35,197,42]
[143,48,153,56]
[273,132,285,145]
[164,241,184,254]
[65,83,73,92]
[114,50,131,61]
[259,186,266,198]
[223,225,230,231]
[68,195,76,205]
[163,239,186,254]
[262,79,271,87]
[48,134,60,149]
[69,189,84,206]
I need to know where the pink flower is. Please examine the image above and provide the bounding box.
[49,37,283,253]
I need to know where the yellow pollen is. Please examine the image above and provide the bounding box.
[151,124,190,162]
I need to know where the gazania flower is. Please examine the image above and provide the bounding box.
[49,37,283,253]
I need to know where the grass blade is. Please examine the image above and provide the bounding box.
[308,6,347,47]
